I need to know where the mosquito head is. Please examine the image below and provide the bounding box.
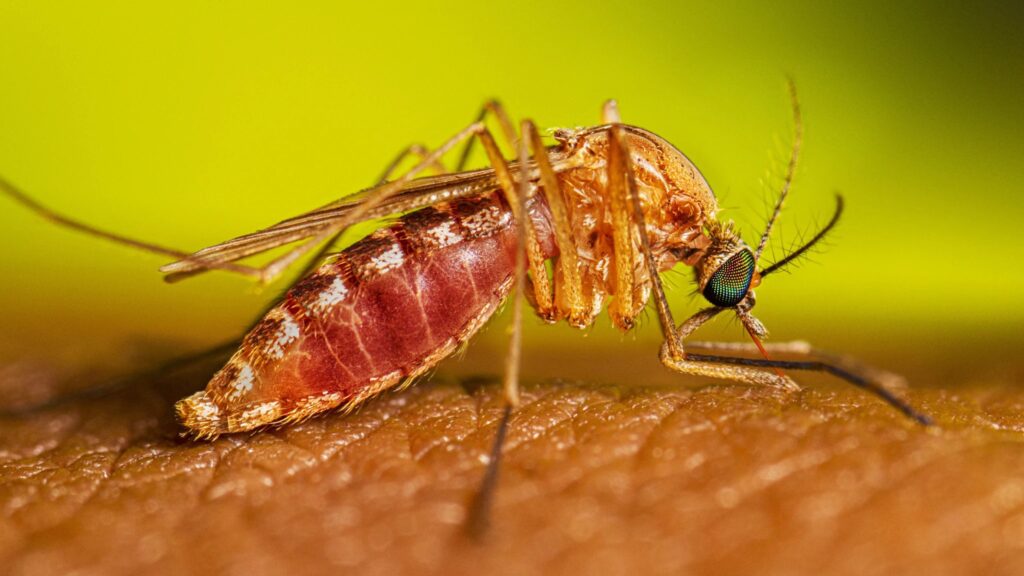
[692,193,844,314]
[693,221,760,309]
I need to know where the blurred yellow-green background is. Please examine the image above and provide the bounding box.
[1,1,1021,373]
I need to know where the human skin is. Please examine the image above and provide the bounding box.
[1,339,1023,576]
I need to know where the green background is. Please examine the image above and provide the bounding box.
[1,1,1021,371]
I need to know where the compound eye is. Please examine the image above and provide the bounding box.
[703,249,756,307]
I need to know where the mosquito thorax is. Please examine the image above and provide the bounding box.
[576,125,722,275]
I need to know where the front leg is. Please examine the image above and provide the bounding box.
[660,307,932,425]
[685,339,908,391]
[660,345,801,392]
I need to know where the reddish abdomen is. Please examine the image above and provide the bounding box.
[176,192,555,437]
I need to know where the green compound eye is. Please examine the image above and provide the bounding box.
[703,249,756,307]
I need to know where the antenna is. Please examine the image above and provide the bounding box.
[755,79,803,262]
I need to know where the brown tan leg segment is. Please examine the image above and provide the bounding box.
[660,343,801,391]
[465,119,532,541]
[600,103,794,391]
[685,340,908,391]
[465,110,589,540]
[456,100,518,172]
[521,121,588,325]
[668,305,929,423]
[376,143,448,185]
[607,122,684,352]
[604,124,641,328]
[660,306,799,391]
[475,129,554,318]
[601,99,622,124]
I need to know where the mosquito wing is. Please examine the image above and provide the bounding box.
[158,168,502,279]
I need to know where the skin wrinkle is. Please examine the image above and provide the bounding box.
[289,404,400,464]
[0,407,89,466]
[626,393,694,469]
[362,418,420,481]
[531,394,690,504]
[829,442,1021,575]
[728,426,916,530]
[506,396,581,454]
[685,389,746,459]
[715,437,856,510]
[841,439,999,520]
[495,384,589,454]
[937,459,1024,550]
[13,453,115,527]
[324,395,428,463]
[111,446,221,489]
[402,411,457,467]
[630,414,848,569]
[10,439,151,533]
[405,419,466,464]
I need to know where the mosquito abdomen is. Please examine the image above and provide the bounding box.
[176,192,555,438]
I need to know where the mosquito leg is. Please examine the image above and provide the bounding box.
[454,105,557,318]
[520,120,588,324]
[0,176,265,279]
[604,115,683,345]
[603,125,641,328]
[376,143,448,185]
[686,340,815,354]
[465,404,512,539]
[607,113,685,353]
[660,347,800,391]
[661,307,930,425]
[0,176,261,411]
[604,100,683,340]
[455,100,517,172]
[474,129,554,316]
[473,124,559,407]
[601,99,622,124]
[686,338,909,391]
[683,352,932,425]
[650,84,927,424]
[464,124,542,541]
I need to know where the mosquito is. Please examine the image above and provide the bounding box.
[1,83,932,537]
